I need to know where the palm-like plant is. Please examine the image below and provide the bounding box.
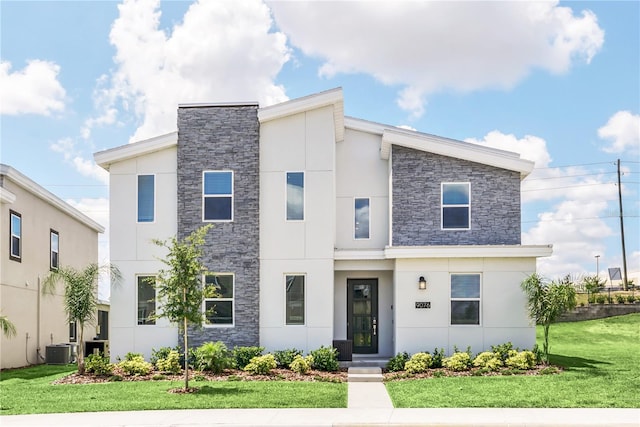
[0,314,17,338]
[43,263,121,374]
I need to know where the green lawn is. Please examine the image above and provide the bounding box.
[0,365,347,415]
[386,314,640,408]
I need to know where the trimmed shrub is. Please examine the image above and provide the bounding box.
[194,341,234,374]
[289,354,313,374]
[155,349,181,374]
[472,352,503,371]
[386,352,410,372]
[443,351,471,372]
[274,348,303,368]
[505,351,537,370]
[616,294,626,304]
[244,354,277,375]
[233,346,264,369]
[309,346,339,372]
[430,348,445,368]
[490,342,518,363]
[150,346,180,365]
[118,354,152,376]
[596,295,606,304]
[404,352,432,374]
[85,353,113,376]
[627,295,636,303]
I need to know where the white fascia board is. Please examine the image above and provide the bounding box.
[334,249,386,260]
[258,87,345,142]
[0,164,105,233]
[0,187,16,204]
[384,245,553,259]
[381,129,534,179]
[94,132,178,171]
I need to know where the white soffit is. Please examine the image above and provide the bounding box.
[0,187,16,204]
[258,87,345,142]
[385,245,553,259]
[94,132,178,171]
[0,164,104,233]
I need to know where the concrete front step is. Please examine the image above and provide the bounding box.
[347,367,383,382]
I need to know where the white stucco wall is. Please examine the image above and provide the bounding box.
[108,147,178,361]
[393,257,537,355]
[259,106,336,353]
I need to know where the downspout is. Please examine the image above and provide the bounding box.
[37,275,44,362]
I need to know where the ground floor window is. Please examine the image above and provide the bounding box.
[137,276,156,325]
[285,275,305,325]
[450,273,481,325]
[203,274,234,325]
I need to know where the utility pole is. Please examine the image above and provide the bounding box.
[617,159,629,290]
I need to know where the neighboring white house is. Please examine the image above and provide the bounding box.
[0,164,104,369]
[95,88,552,362]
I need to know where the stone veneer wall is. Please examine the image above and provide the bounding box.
[177,104,260,348]
[392,146,521,246]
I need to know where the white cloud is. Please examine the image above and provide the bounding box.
[598,111,640,154]
[0,60,66,116]
[269,1,604,118]
[465,131,552,168]
[50,138,109,184]
[102,0,290,142]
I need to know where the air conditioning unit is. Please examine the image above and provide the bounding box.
[45,344,71,365]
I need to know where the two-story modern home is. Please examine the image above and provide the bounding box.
[95,88,551,362]
[1,164,104,369]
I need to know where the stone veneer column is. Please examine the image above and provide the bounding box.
[177,104,260,349]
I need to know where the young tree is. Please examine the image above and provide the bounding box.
[43,263,121,374]
[521,273,577,363]
[0,314,17,338]
[152,224,212,391]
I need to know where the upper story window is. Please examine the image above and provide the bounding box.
[285,274,305,325]
[137,275,156,325]
[50,229,59,270]
[450,274,481,325]
[9,210,21,261]
[203,274,234,326]
[286,172,304,221]
[203,171,233,222]
[354,198,370,239]
[137,174,155,223]
[442,183,470,230]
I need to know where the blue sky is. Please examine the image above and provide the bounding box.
[1,0,639,296]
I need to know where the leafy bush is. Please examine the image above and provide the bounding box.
[233,346,264,369]
[430,348,445,368]
[490,342,518,363]
[505,350,537,370]
[443,351,471,372]
[596,295,606,304]
[244,354,277,375]
[616,294,626,304]
[118,354,152,376]
[386,352,410,372]
[273,348,302,368]
[289,354,313,374]
[155,349,181,374]
[150,346,180,365]
[472,352,503,371]
[309,346,339,372]
[85,353,113,376]
[404,352,432,374]
[627,295,636,303]
[194,341,234,373]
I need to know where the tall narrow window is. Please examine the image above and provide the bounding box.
[137,276,156,325]
[203,274,234,325]
[9,210,21,261]
[69,321,77,342]
[450,274,481,325]
[286,172,304,221]
[354,198,370,239]
[50,230,59,270]
[442,183,470,229]
[137,175,155,222]
[285,275,305,325]
[203,171,233,221]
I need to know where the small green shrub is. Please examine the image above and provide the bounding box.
[227,374,241,381]
[539,366,561,375]
[192,373,206,382]
[386,352,410,372]
[627,295,636,303]
[588,295,596,304]
[244,354,277,375]
[85,353,113,376]
[443,351,471,372]
[289,354,313,374]
[151,374,166,381]
[505,350,537,370]
[532,344,544,365]
[472,352,503,371]
[150,346,180,365]
[155,349,181,374]
[596,295,606,304]
[118,354,152,376]
[616,294,626,304]
[430,348,445,368]
[194,341,234,373]
[273,348,302,368]
[233,346,264,369]
[309,346,339,372]
[108,375,122,382]
[123,352,144,361]
[404,352,432,374]
[490,342,518,363]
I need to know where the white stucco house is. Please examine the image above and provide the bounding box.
[95,88,551,362]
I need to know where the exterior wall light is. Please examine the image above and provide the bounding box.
[418,276,427,290]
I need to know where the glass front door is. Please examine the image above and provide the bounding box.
[347,279,378,354]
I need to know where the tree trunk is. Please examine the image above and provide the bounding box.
[78,324,85,375]
[543,323,551,364]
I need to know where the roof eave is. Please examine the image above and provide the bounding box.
[94,131,178,171]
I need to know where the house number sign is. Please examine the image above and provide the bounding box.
[415,301,431,309]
